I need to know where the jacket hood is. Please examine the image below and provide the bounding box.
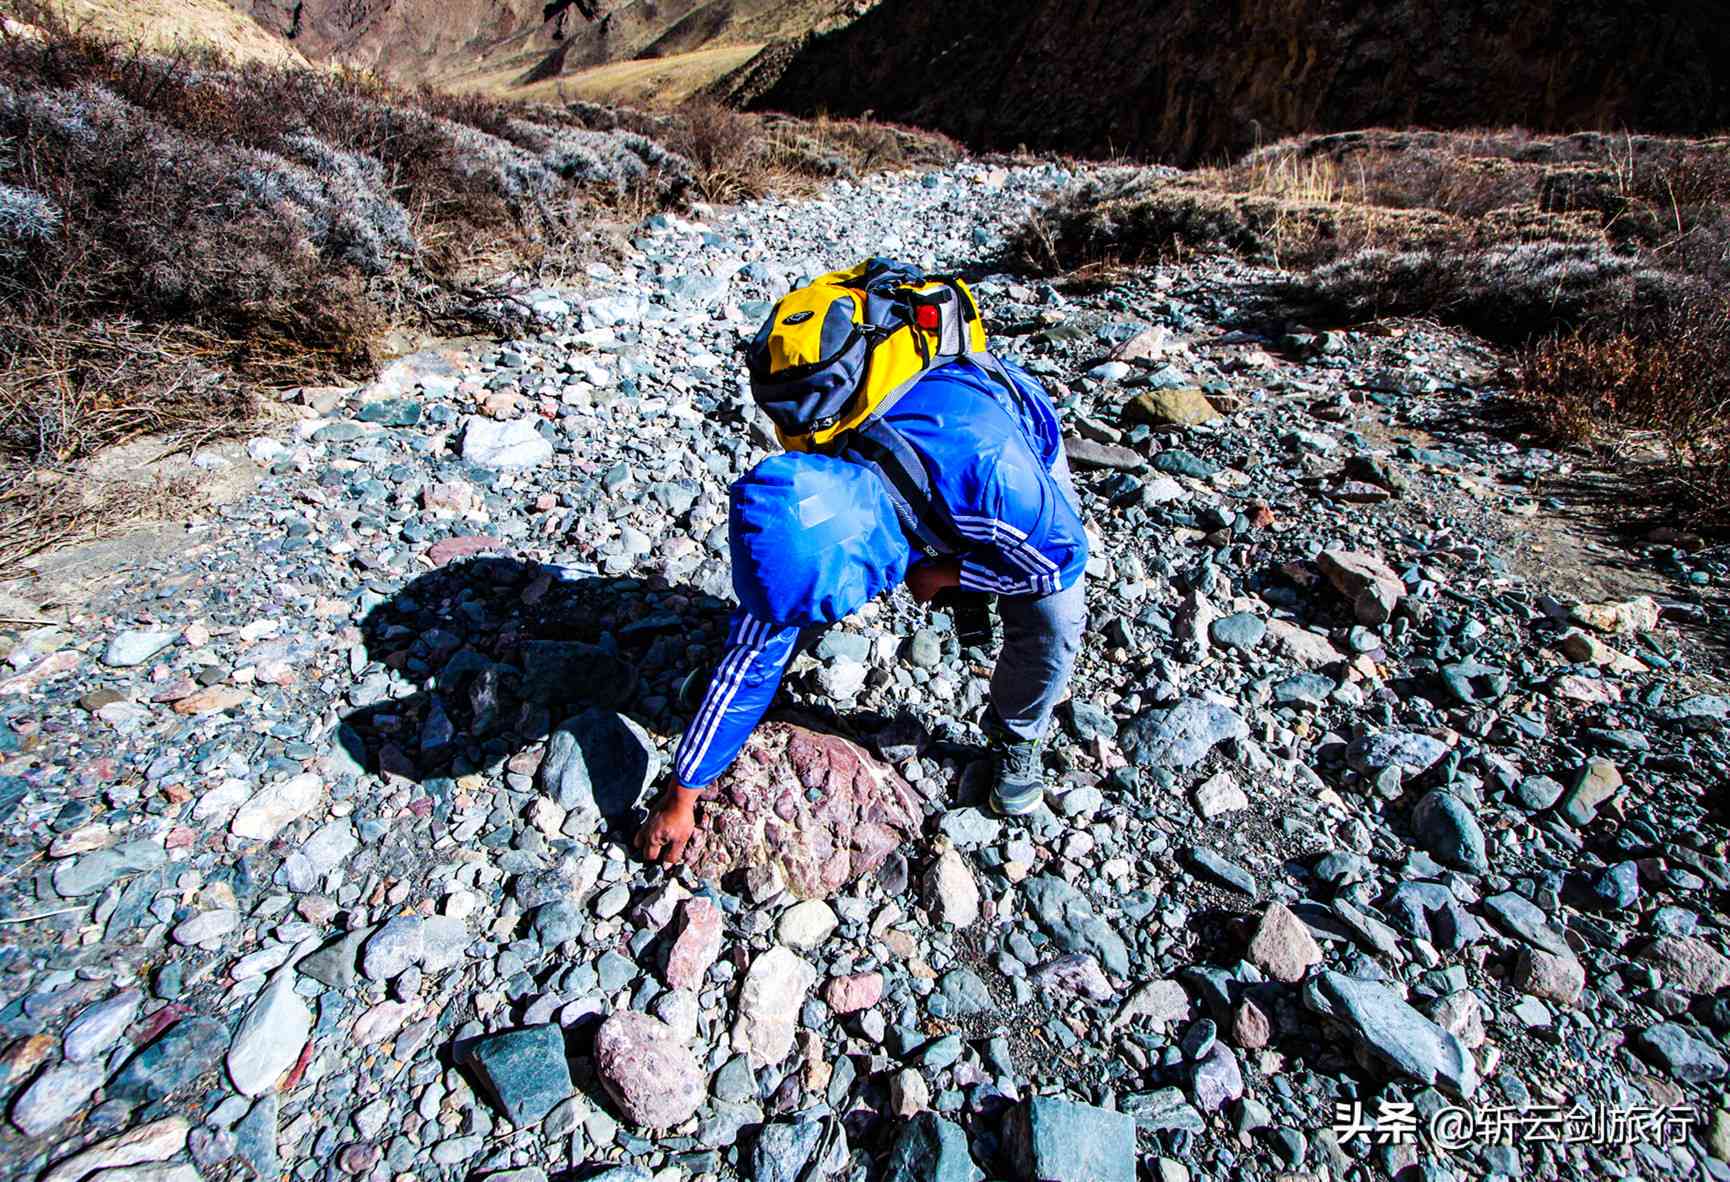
[729,452,911,627]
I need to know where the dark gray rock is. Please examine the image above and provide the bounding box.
[1633,1022,1728,1083]
[883,1112,981,1182]
[1007,1095,1136,1182]
[1022,876,1130,976]
[1409,789,1489,874]
[1303,971,1478,1098]
[458,1025,575,1126]
[234,1093,280,1181]
[109,1016,229,1101]
[937,968,994,1017]
[1120,698,1248,770]
[1481,892,1571,957]
[1184,846,1258,896]
[751,1114,835,1182]
[531,901,582,948]
[299,927,372,991]
[1209,613,1266,652]
[538,708,659,832]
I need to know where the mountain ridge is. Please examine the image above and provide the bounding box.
[734,0,1730,165]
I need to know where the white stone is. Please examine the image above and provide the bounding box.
[231,773,323,841]
[733,946,816,1067]
[776,900,839,950]
[1193,771,1249,820]
[227,971,312,1097]
[173,908,239,947]
[923,845,980,928]
[41,1117,189,1182]
[462,417,553,469]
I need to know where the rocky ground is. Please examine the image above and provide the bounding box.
[0,160,1728,1182]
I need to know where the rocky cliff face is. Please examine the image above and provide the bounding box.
[738,0,1730,165]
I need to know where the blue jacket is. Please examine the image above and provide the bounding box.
[673,358,1087,788]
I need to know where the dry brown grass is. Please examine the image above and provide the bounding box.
[657,101,962,205]
[0,14,962,565]
[0,469,205,573]
[1015,127,1730,523]
[1518,296,1730,519]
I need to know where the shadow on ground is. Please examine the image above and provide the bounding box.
[335,555,968,823]
[336,556,731,798]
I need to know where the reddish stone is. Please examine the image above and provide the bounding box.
[337,1143,379,1175]
[683,723,923,900]
[149,677,199,703]
[1233,997,1271,1049]
[132,1003,190,1046]
[426,536,505,567]
[664,899,722,991]
[593,1011,703,1129]
[172,686,248,715]
[824,972,884,1014]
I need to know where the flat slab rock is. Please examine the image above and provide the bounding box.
[683,722,925,900]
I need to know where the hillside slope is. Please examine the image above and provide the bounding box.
[12,0,307,66]
[736,0,1730,164]
[227,0,872,103]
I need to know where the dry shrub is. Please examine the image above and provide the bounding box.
[1518,297,1730,513]
[1011,169,1595,276]
[0,16,970,560]
[0,16,694,563]
[0,21,701,430]
[660,99,763,203]
[1016,126,1730,521]
[656,103,964,204]
[0,468,208,572]
[0,320,257,463]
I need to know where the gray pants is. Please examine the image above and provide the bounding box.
[991,447,1088,743]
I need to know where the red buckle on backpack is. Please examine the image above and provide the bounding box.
[914,304,941,332]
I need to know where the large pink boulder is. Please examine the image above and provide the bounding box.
[683,723,925,900]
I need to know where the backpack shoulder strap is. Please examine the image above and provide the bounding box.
[838,419,966,559]
[961,349,1035,413]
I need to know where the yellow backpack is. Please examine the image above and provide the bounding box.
[744,257,993,452]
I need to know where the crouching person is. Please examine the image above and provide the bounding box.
[637,353,1088,865]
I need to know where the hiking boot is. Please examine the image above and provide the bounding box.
[989,734,1045,816]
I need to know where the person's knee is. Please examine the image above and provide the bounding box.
[1051,602,1087,662]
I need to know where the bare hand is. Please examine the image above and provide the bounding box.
[905,558,961,605]
[635,784,698,865]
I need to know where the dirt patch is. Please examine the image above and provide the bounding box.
[0,434,260,620]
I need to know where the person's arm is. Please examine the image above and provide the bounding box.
[637,608,799,864]
[950,449,1088,598]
